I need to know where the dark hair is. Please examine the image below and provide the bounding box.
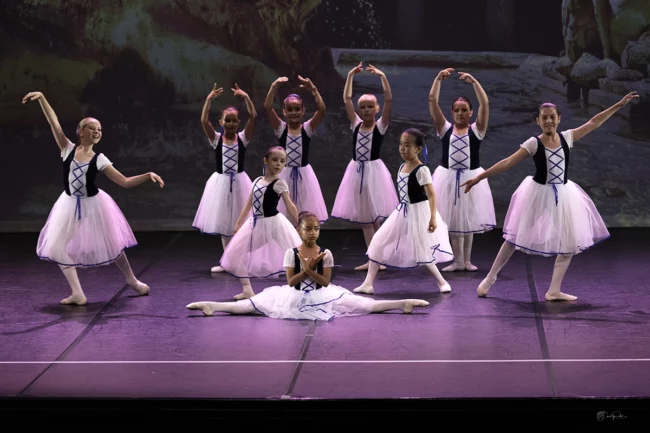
[452,96,472,110]
[403,128,426,147]
[298,211,318,226]
[265,145,286,159]
[537,102,561,117]
[403,128,429,164]
[221,106,239,119]
[283,93,304,109]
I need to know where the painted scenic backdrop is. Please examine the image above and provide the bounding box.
[2,0,649,231]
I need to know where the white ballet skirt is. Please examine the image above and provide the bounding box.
[277,164,328,223]
[193,171,252,236]
[331,116,398,224]
[366,166,454,268]
[219,178,302,278]
[432,166,496,235]
[248,248,375,321]
[37,141,137,267]
[274,120,329,223]
[433,120,496,235]
[502,176,609,256]
[192,131,253,237]
[502,130,610,256]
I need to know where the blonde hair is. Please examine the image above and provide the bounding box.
[76,117,96,135]
[357,94,378,106]
[75,117,100,142]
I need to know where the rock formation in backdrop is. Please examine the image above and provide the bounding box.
[546,0,650,102]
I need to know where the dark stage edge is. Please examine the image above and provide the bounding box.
[0,228,649,422]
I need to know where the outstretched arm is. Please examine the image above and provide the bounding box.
[428,69,452,133]
[232,83,257,141]
[343,62,363,124]
[298,75,326,130]
[22,92,69,152]
[263,77,288,132]
[461,148,529,192]
[367,64,392,124]
[459,72,489,135]
[102,166,165,189]
[201,83,223,142]
[571,91,638,141]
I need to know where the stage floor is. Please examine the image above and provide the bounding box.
[1,228,649,406]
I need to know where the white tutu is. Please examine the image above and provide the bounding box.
[502,176,610,256]
[432,166,496,235]
[219,213,302,278]
[249,283,375,321]
[331,159,399,224]
[277,164,329,222]
[37,190,137,267]
[192,171,252,237]
[367,200,454,268]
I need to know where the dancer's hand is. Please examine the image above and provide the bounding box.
[348,62,363,76]
[428,217,437,233]
[149,172,164,187]
[616,91,639,108]
[365,64,385,77]
[22,91,44,103]
[206,83,223,100]
[272,77,288,88]
[234,220,243,233]
[436,68,454,81]
[297,252,311,271]
[309,252,326,269]
[232,83,248,98]
[458,71,477,84]
[460,177,479,193]
[298,75,316,91]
